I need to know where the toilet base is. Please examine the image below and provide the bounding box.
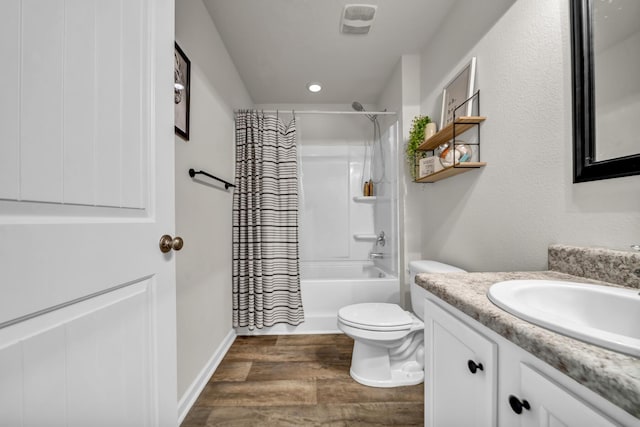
[350,364,424,388]
[348,332,424,388]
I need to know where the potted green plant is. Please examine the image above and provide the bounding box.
[406,115,432,179]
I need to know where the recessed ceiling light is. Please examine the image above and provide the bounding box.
[307,82,322,93]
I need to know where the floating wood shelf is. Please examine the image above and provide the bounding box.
[413,92,486,183]
[417,116,486,151]
[415,162,486,183]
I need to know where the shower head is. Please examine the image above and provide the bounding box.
[351,101,376,122]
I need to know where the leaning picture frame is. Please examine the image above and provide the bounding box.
[174,42,191,140]
[440,57,476,130]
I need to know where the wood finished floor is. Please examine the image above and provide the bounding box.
[181,334,424,426]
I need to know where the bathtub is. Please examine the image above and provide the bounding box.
[236,261,400,335]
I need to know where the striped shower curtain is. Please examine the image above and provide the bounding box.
[232,110,304,330]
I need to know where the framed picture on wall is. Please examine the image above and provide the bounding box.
[440,57,476,130]
[174,42,191,140]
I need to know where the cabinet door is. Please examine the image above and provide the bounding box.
[517,364,619,427]
[424,298,497,427]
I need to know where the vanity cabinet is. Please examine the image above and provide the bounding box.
[423,299,497,427]
[423,295,636,427]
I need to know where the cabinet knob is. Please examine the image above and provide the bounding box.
[467,360,484,374]
[508,395,531,414]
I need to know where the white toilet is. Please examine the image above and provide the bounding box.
[337,260,465,387]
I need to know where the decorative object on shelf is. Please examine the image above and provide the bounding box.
[438,141,473,167]
[407,115,433,179]
[363,179,374,196]
[419,156,444,178]
[440,57,476,130]
[174,42,191,140]
[425,122,437,140]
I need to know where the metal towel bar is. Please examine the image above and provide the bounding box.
[188,168,235,190]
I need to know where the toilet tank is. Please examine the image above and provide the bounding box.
[409,260,466,320]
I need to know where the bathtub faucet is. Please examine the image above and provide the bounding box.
[369,252,384,259]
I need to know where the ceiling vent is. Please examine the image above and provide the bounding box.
[341,4,377,35]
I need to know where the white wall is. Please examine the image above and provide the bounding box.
[412,0,640,272]
[175,0,252,401]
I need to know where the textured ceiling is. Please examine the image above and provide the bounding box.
[202,0,457,105]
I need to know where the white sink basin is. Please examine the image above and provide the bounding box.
[487,280,640,357]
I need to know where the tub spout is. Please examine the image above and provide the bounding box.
[369,252,384,259]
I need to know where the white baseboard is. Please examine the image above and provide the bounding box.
[177,329,237,424]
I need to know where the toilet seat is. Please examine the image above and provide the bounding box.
[338,303,413,331]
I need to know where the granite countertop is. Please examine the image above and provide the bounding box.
[415,270,640,419]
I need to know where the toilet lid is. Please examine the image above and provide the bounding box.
[338,303,413,331]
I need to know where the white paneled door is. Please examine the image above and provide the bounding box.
[0,0,176,426]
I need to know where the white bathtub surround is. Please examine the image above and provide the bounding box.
[232,111,304,330]
[298,144,376,263]
[297,119,399,274]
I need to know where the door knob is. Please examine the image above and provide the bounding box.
[159,235,184,253]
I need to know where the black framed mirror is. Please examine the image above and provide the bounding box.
[570,0,640,183]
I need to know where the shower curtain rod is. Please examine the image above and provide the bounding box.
[234,110,396,116]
